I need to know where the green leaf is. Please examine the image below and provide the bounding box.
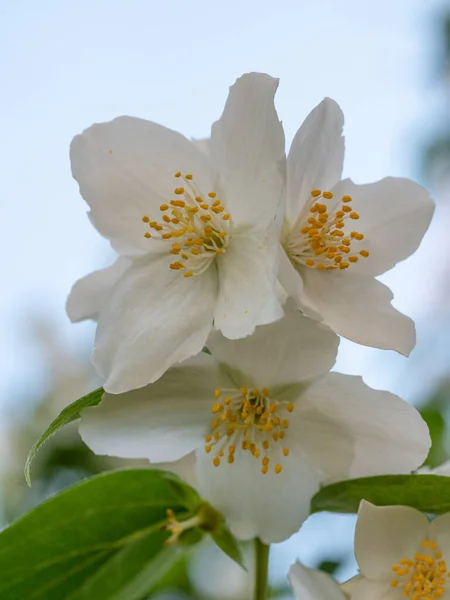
[311,474,450,515]
[25,387,104,485]
[66,533,184,600]
[0,469,201,600]
[160,470,202,509]
[211,525,246,570]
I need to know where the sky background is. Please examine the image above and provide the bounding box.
[2,0,450,589]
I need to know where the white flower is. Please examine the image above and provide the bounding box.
[289,561,347,600]
[419,459,450,476]
[352,500,450,599]
[78,306,430,544]
[67,73,285,393]
[279,98,434,355]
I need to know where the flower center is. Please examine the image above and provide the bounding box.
[204,387,294,475]
[141,172,231,277]
[286,189,370,271]
[390,540,448,599]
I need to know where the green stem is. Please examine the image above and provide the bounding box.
[254,538,270,600]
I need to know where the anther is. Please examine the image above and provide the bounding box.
[311,190,322,197]
[144,232,151,238]
[142,215,150,222]
[360,250,369,257]
[322,191,333,199]
[349,212,359,219]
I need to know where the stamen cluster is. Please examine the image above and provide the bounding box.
[142,172,230,277]
[391,540,448,599]
[204,387,294,475]
[287,190,370,271]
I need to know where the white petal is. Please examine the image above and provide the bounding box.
[293,373,430,481]
[277,247,322,320]
[210,73,286,230]
[330,177,434,276]
[350,578,399,600]
[93,253,217,393]
[425,459,450,475]
[196,444,322,544]
[429,512,450,563]
[208,301,338,390]
[300,268,416,355]
[66,256,130,322]
[151,452,198,489]
[80,353,228,462]
[70,116,213,254]
[214,227,283,339]
[192,138,210,156]
[289,561,346,600]
[286,98,344,224]
[355,500,429,580]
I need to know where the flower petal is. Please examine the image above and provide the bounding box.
[66,256,130,323]
[196,444,322,544]
[292,373,430,481]
[210,73,285,230]
[289,562,346,600]
[151,452,198,489]
[300,268,416,355]
[70,116,213,254]
[208,301,338,389]
[355,501,429,580]
[93,253,217,393]
[429,512,450,563]
[350,578,399,600]
[330,177,434,276]
[286,98,344,224]
[80,354,228,462]
[214,227,284,339]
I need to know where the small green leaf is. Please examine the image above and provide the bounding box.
[160,470,202,509]
[311,474,450,515]
[0,469,202,600]
[211,525,246,570]
[25,387,104,485]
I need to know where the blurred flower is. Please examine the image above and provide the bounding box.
[288,561,347,599]
[67,72,285,394]
[353,500,450,599]
[279,98,435,356]
[78,306,430,544]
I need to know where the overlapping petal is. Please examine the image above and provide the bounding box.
[92,253,217,393]
[355,501,429,581]
[299,269,416,355]
[195,444,322,544]
[210,73,286,230]
[330,177,434,276]
[286,98,344,224]
[80,354,229,462]
[208,302,338,390]
[66,256,130,323]
[214,226,284,339]
[292,373,430,481]
[289,562,346,600]
[70,116,214,254]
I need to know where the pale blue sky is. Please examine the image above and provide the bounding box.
[1,0,449,584]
